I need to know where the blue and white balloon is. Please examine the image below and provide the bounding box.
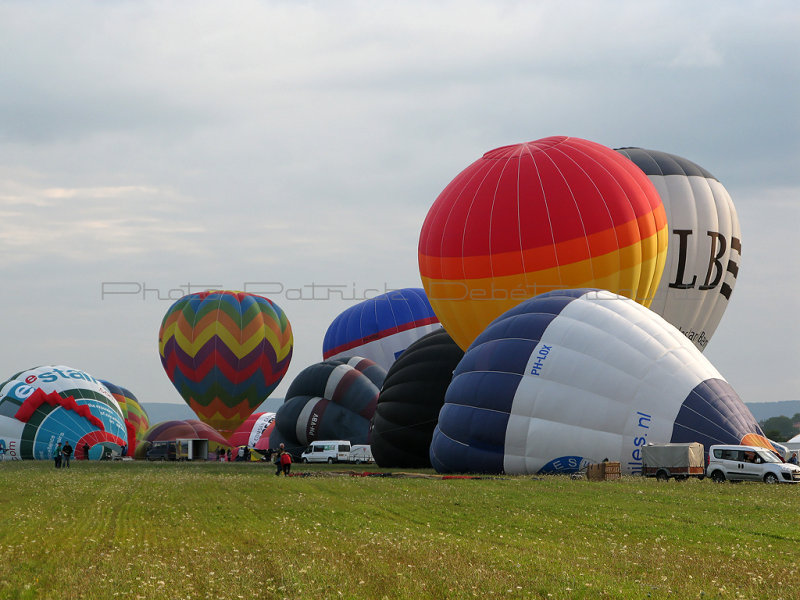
[430,289,771,475]
[323,288,441,371]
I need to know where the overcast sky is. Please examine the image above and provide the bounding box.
[1,0,798,409]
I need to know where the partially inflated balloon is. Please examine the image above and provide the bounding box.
[159,291,293,437]
[322,288,441,371]
[134,419,231,459]
[0,366,127,460]
[615,147,741,351]
[419,136,668,350]
[270,357,385,453]
[372,329,464,468]
[228,412,276,448]
[431,289,772,475]
[100,380,150,456]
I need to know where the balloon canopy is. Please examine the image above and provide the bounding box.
[228,412,276,448]
[616,147,741,352]
[0,365,127,460]
[100,380,150,456]
[158,290,293,438]
[431,289,772,475]
[419,136,668,350]
[270,357,386,453]
[322,287,441,371]
[371,329,464,468]
[135,419,231,458]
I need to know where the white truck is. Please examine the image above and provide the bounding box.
[641,442,705,481]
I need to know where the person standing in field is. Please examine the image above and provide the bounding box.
[280,447,292,476]
[54,442,62,469]
[274,443,285,475]
[82,443,90,460]
[0,442,6,461]
[62,441,73,468]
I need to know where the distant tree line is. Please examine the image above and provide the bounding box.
[759,413,800,442]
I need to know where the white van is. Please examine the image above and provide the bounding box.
[707,444,800,484]
[300,440,351,463]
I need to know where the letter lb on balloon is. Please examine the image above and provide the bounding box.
[615,147,741,351]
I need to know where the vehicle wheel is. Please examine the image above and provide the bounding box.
[697,475,705,481]
[327,457,334,464]
[355,459,362,464]
[764,472,779,484]
[656,470,669,481]
[710,470,726,483]
[302,458,308,463]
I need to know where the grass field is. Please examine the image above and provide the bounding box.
[0,461,798,600]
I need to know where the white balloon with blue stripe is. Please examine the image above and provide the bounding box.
[430,289,772,475]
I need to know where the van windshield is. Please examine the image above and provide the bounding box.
[756,450,782,464]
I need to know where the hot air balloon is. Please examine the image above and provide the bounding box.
[430,289,773,475]
[371,329,464,468]
[269,357,386,454]
[228,412,276,448]
[158,290,293,438]
[322,288,441,371]
[615,147,741,351]
[419,136,668,350]
[134,419,231,459]
[100,380,150,456]
[0,366,128,460]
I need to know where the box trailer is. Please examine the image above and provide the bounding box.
[641,442,705,481]
[176,438,209,461]
[348,445,373,464]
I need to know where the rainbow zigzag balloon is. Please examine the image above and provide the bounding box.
[158,291,293,437]
[100,380,150,454]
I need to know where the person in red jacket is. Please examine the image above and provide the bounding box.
[280,447,292,476]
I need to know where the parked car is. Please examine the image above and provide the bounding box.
[706,444,800,484]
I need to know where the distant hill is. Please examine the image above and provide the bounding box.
[141,398,284,426]
[745,401,800,423]
[140,399,796,430]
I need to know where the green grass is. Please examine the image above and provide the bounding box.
[1,461,798,600]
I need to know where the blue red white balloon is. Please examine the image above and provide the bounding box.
[0,365,127,460]
[322,288,441,371]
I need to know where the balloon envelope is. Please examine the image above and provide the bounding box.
[322,288,441,371]
[228,412,276,448]
[0,365,127,460]
[100,380,150,456]
[158,290,293,438]
[135,419,231,459]
[419,136,668,350]
[371,329,464,468]
[431,289,772,475]
[270,357,385,454]
[615,147,741,351]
